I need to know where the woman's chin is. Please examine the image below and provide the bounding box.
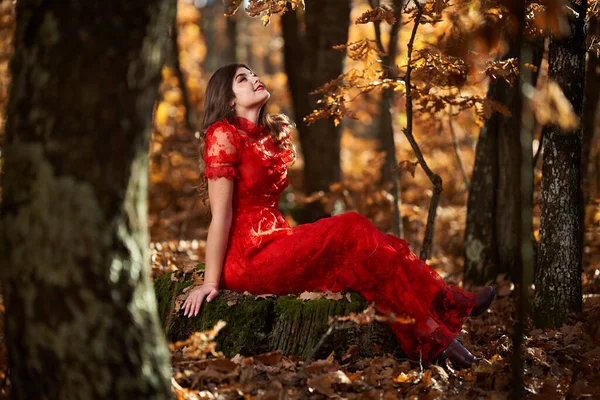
[259,91,271,103]
[254,93,270,109]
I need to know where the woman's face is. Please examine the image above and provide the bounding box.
[231,67,270,112]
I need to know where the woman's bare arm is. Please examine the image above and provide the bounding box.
[183,176,234,317]
[204,177,235,285]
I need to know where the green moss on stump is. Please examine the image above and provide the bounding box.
[154,273,398,359]
[154,272,274,356]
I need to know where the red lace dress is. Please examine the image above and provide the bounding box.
[203,117,476,363]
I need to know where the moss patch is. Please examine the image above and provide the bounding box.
[154,272,275,357]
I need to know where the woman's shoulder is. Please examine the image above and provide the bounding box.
[205,118,238,137]
[203,119,243,157]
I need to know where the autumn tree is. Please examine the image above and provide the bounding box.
[533,0,587,328]
[464,14,543,286]
[582,10,600,202]
[370,0,403,237]
[281,0,351,222]
[200,0,238,73]
[304,1,503,259]
[0,1,175,398]
[170,1,198,131]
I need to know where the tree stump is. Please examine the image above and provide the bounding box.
[154,273,399,359]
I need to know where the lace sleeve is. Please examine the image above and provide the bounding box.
[203,121,239,180]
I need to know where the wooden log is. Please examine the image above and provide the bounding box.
[154,271,399,359]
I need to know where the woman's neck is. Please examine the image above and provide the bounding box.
[235,107,261,126]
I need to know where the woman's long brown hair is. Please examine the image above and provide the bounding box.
[198,63,295,203]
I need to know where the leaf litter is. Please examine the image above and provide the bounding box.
[149,237,600,399]
[166,275,600,399]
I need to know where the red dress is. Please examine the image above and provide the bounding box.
[203,117,476,363]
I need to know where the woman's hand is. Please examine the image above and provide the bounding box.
[183,284,219,317]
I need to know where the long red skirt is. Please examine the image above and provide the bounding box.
[221,212,476,362]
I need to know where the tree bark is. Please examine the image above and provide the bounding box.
[198,1,236,72]
[494,39,524,283]
[0,1,175,398]
[199,1,218,72]
[171,4,197,131]
[512,8,536,395]
[225,15,238,64]
[282,0,351,223]
[464,36,542,286]
[463,84,499,285]
[376,0,403,238]
[582,16,600,201]
[533,0,586,328]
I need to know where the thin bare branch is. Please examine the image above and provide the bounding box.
[368,0,385,54]
[401,2,440,261]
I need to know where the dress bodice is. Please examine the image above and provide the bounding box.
[203,117,295,247]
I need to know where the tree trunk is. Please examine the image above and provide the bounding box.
[464,37,542,286]
[582,16,600,201]
[171,3,197,131]
[199,1,219,72]
[377,0,403,237]
[533,0,586,328]
[512,12,536,396]
[154,273,398,360]
[0,1,175,399]
[282,0,351,223]
[225,14,238,64]
[495,46,524,283]
[464,48,520,285]
[463,84,499,285]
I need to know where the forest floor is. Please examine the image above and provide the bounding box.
[0,224,598,399]
[0,188,599,400]
[151,224,600,400]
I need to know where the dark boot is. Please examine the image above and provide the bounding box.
[441,339,476,369]
[470,286,496,317]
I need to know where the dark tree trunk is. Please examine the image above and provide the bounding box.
[533,0,586,328]
[199,1,237,72]
[582,16,600,201]
[0,1,175,399]
[464,36,542,286]
[171,3,197,131]
[464,43,520,285]
[377,0,403,237]
[463,84,500,285]
[225,14,238,64]
[378,0,401,184]
[199,1,218,72]
[495,40,525,283]
[282,0,351,223]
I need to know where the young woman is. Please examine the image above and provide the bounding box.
[182,63,495,368]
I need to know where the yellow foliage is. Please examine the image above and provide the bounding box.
[164,89,182,104]
[155,102,172,127]
[530,80,580,132]
[355,4,396,25]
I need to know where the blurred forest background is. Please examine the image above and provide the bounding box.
[1,0,600,398]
